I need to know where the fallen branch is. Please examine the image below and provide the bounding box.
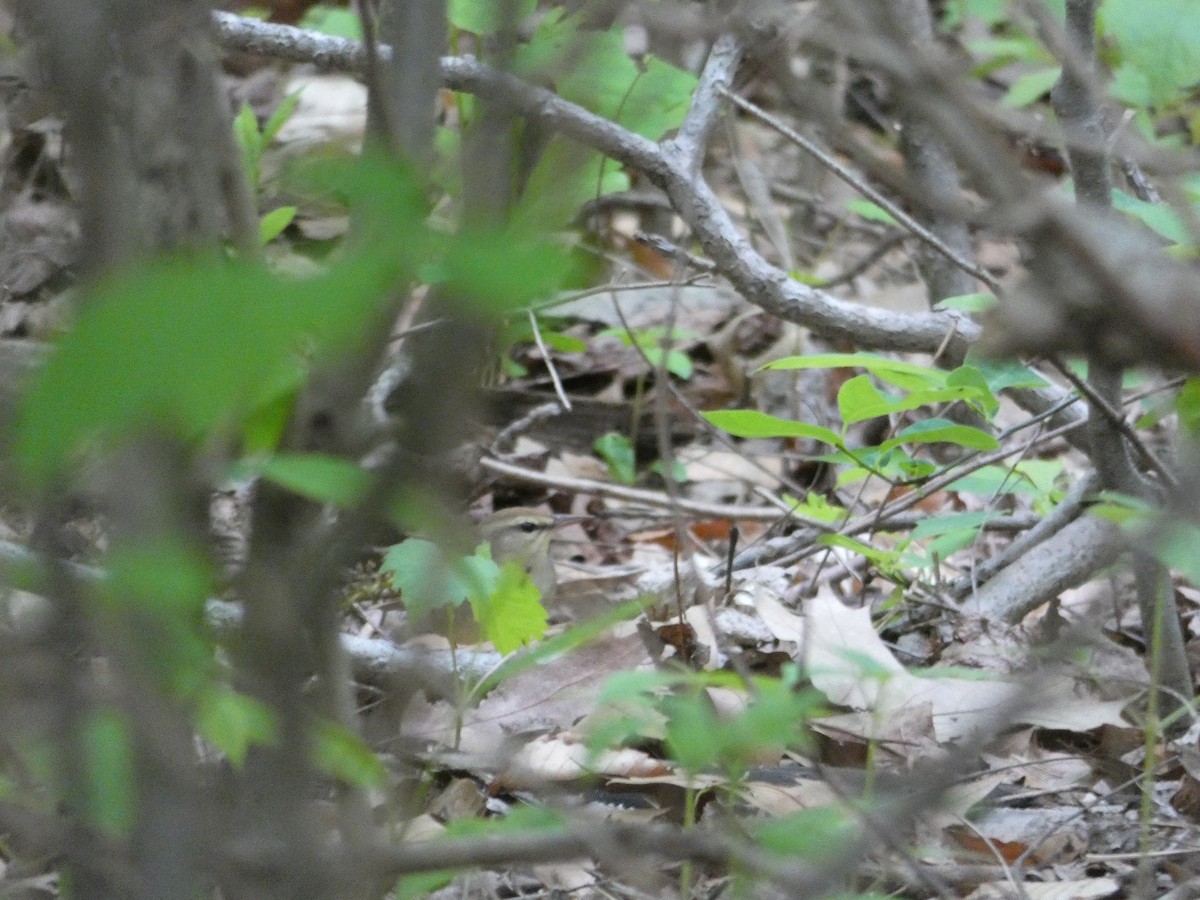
[0,539,501,689]
[959,515,1126,623]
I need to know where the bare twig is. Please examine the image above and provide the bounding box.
[669,32,742,173]
[480,455,809,523]
[949,470,1100,601]
[631,233,718,273]
[210,11,983,356]
[526,310,571,412]
[715,86,999,294]
[808,231,907,289]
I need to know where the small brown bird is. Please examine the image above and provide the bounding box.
[411,506,586,643]
[479,507,587,604]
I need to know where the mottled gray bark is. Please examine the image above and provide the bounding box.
[1050,0,1192,714]
[10,3,256,898]
[16,0,256,272]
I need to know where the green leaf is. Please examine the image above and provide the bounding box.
[594,432,636,485]
[946,365,1000,419]
[639,345,694,379]
[922,526,982,561]
[383,538,548,650]
[1087,490,1152,524]
[196,687,276,767]
[449,0,537,34]
[662,348,693,380]
[783,492,845,525]
[518,12,695,137]
[234,103,262,191]
[826,446,935,485]
[84,711,135,836]
[756,807,859,859]
[1102,0,1200,109]
[514,143,627,232]
[505,321,587,353]
[469,560,549,653]
[599,325,698,351]
[381,539,490,620]
[934,292,997,313]
[240,386,298,456]
[1109,65,1153,108]
[837,375,898,425]
[880,417,999,451]
[15,235,411,487]
[1177,377,1200,434]
[817,533,903,575]
[968,36,1051,64]
[845,198,897,225]
[104,539,215,698]
[910,510,993,539]
[942,0,1009,28]
[106,540,211,620]
[648,458,687,484]
[262,91,303,145]
[448,804,567,838]
[1152,520,1200,584]
[311,720,387,787]
[733,674,818,755]
[290,151,428,256]
[962,352,1050,391]
[258,205,297,245]
[837,375,988,426]
[242,453,372,508]
[1001,66,1062,107]
[298,6,363,40]
[396,872,456,900]
[1112,189,1190,244]
[702,410,843,447]
[440,227,575,313]
[761,353,945,391]
[477,598,653,698]
[595,669,680,707]
[662,691,721,773]
[508,11,695,229]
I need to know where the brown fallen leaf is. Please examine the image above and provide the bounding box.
[946,806,1086,866]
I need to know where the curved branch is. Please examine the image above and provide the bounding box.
[668,32,742,173]
[209,12,1089,438]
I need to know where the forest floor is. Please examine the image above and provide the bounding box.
[2,13,1197,899]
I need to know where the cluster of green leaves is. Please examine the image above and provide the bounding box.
[380,537,549,653]
[444,1,697,231]
[15,150,585,484]
[943,0,1200,252]
[1091,375,1200,587]
[941,1,1200,579]
[579,665,886,889]
[592,431,686,486]
[600,324,697,380]
[945,0,1200,117]
[10,153,582,815]
[233,93,302,245]
[589,665,822,776]
[590,324,696,483]
[705,351,1039,480]
[942,0,1066,108]
[703,349,1062,578]
[10,0,706,822]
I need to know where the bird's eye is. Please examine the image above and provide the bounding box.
[519,521,538,533]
